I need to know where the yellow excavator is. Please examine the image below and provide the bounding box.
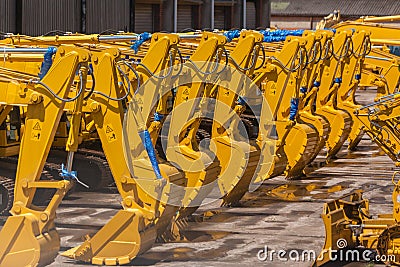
[360,48,400,99]
[312,29,354,159]
[255,33,319,179]
[0,33,189,266]
[0,30,272,265]
[0,24,384,266]
[335,30,371,150]
[60,34,189,265]
[297,30,332,163]
[316,13,400,152]
[0,45,90,266]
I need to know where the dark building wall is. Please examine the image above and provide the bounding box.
[0,0,16,33]
[177,5,192,31]
[86,0,130,33]
[0,0,270,35]
[21,0,81,35]
[135,4,153,32]
[246,1,256,29]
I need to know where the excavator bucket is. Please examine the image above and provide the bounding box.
[162,32,227,219]
[318,109,352,158]
[276,122,319,178]
[297,111,330,163]
[211,135,260,205]
[208,31,266,205]
[0,215,60,267]
[259,37,319,179]
[62,210,155,265]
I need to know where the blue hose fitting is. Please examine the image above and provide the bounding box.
[131,32,152,54]
[289,98,299,121]
[38,46,57,79]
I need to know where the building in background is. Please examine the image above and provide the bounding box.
[1,0,400,35]
[270,0,400,29]
[0,0,269,34]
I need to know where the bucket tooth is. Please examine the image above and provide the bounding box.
[337,104,365,152]
[347,123,364,150]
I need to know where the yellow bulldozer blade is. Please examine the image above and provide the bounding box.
[62,209,155,266]
[0,214,60,267]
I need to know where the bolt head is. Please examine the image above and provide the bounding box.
[40,213,49,222]
[14,206,21,214]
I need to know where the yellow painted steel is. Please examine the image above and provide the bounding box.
[164,32,225,218]
[314,30,354,159]
[63,34,188,264]
[317,92,400,266]
[0,46,89,267]
[1,20,395,266]
[208,30,264,206]
[361,48,400,98]
[297,30,332,164]
[336,30,371,150]
[256,36,319,179]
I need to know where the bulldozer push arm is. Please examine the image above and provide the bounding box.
[0,46,90,267]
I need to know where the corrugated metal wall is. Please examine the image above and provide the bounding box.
[1,1,260,35]
[214,6,225,30]
[22,0,81,35]
[177,5,192,31]
[135,4,153,33]
[246,1,256,29]
[86,0,130,33]
[0,0,16,33]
